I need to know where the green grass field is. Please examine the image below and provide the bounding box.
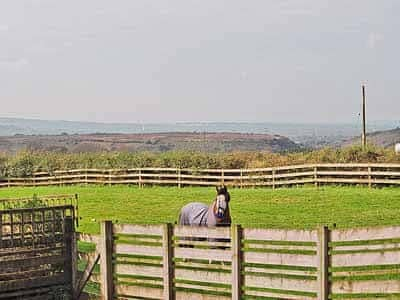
[0,185,399,234]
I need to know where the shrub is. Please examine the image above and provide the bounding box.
[1,144,399,177]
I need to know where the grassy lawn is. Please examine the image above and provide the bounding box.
[0,185,399,234]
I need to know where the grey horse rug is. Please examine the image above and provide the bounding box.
[178,202,217,226]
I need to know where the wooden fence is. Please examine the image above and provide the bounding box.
[2,163,400,189]
[79,222,400,300]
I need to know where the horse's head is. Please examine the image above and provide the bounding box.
[213,185,231,225]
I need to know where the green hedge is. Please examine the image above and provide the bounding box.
[0,144,399,178]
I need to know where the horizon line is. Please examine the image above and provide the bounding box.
[0,116,399,126]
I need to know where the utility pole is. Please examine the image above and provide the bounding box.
[361,83,367,149]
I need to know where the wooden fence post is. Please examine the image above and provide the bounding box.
[163,223,174,300]
[139,169,142,188]
[178,168,181,188]
[63,217,76,297]
[272,169,276,190]
[71,231,78,297]
[100,221,114,300]
[314,165,318,187]
[0,211,2,248]
[74,193,79,228]
[232,224,243,300]
[221,169,225,185]
[317,226,330,300]
[368,166,372,188]
[240,170,243,189]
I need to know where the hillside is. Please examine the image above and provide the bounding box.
[365,128,400,148]
[344,127,400,148]
[0,132,300,154]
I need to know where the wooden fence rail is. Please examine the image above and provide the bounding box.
[2,163,400,189]
[78,222,400,300]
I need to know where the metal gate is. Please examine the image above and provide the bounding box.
[0,196,77,299]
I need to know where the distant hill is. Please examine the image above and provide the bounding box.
[365,128,400,148]
[0,124,27,136]
[0,117,398,149]
[344,128,400,148]
[0,132,301,154]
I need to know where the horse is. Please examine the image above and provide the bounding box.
[177,186,232,254]
[178,185,231,227]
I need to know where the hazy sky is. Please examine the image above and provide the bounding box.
[0,0,399,123]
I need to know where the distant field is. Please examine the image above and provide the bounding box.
[0,185,399,234]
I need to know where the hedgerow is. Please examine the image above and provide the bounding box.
[0,144,399,177]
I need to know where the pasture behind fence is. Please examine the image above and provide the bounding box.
[78,222,400,300]
[2,163,400,189]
